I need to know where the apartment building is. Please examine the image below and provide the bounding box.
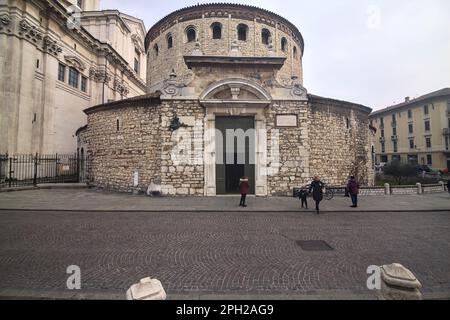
[370,88,450,170]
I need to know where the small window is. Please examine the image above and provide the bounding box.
[380,117,384,125]
[36,59,40,69]
[237,24,248,41]
[211,22,222,39]
[281,37,287,52]
[167,34,173,49]
[393,127,397,135]
[116,119,120,132]
[68,67,79,88]
[261,28,271,45]
[409,139,415,149]
[381,129,385,137]
[134,58,139,73]
[424,105,429,115]
[346,117,350,129]
[426,137,432,149]
[408,109,412,118]
[81,76,87,92]
[186,27,196,43]
[392,114,396,123]
[293,46,298,59]
[424,120,430,131]
[408,123,414,134]
[134,48,140,73]
[427,154,432,165]
[393,141,398,153]
[381,142,385,153]
[58,63,65,81]
[153,43,159,56]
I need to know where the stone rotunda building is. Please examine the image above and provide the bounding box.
[79,3,374,196]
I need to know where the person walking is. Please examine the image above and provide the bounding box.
[298,187,308,209]
[309,176,324,214]
[447,179,450,194]
[347,176,360,208]
[239,176,250,207]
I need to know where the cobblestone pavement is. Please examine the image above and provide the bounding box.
[0,189,449,212]
[0,209,449,299]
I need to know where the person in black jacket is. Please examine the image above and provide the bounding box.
[298,187,308,209]
[309,176,324,214]
[447,179,450,194]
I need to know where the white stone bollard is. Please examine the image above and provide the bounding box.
[439,181,445,191]
[416,183,422,194]
[126,277,167,300]
[378,263,422,300]
[384,183,390,195]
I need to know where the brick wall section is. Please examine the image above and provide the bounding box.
[266,100,310,195]
[158,100,206,195]
[308,96,374,186]
[85,103,162,192]
[147,14,303,89]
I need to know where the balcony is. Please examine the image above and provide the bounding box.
[391,135,398,141]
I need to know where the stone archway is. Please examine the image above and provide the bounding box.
[200,79,271,196]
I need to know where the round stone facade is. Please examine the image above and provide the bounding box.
[81,4,375,196]
[145,4,304,90]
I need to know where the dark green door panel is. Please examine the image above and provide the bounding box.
[215,116,255,195]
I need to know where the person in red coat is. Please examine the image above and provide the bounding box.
[239,176,250,207]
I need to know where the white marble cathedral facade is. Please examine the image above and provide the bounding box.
[0,0,146,155]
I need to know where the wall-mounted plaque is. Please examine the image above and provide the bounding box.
[276,114,298,127]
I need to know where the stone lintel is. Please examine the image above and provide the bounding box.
[184,55,286,70]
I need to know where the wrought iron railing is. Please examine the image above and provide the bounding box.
[0,153,91,188]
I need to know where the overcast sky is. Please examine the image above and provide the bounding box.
[101,0,450,111]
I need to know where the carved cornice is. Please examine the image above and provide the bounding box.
[131,34,144,54]
[65,55,86,71]
[89,66,112,84]
[113,78,130,97]
[0,15,63,57]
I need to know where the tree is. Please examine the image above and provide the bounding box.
[382,160,417,185]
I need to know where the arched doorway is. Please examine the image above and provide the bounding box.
[199,79,271,196]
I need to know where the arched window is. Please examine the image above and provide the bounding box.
[153,43,159,56]
[167,34,173,49]
[281,37,287,52]
[293,46,298,59]
[261,28,271,45]
[211,22,222,39]
[186,26,196,43]
[237,24,248,41]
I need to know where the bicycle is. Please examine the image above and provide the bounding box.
[304,183,335,200]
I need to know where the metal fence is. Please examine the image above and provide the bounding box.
[0,153,91,188]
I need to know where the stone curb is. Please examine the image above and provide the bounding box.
[0,184,89,193]
[1,289,448,300]
[0,208,449,213]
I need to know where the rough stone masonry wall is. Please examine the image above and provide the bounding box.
[308,98,374,186]
[158,100,206,195]
[147,15,303,88]
[266,100,310,196]
[85,103,162,192]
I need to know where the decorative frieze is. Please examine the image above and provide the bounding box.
[89,66,112,84]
